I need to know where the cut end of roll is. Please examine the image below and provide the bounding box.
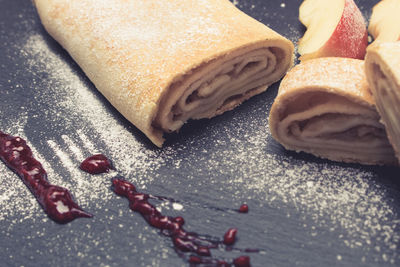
[269,57,397,166]
[365,42,400,163]
[151,39,293,146]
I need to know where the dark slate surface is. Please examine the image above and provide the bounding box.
[1,0,399,266]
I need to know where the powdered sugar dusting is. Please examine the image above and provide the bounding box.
[23,33,166,177]
[191,106,400,263]
[49,0,239,110]
[0,33,169,222]
[278,57,372,102]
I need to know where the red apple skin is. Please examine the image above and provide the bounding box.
[300,0,368,61]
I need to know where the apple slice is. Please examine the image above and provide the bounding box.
[298,0,368,61]
[369,0,400,43]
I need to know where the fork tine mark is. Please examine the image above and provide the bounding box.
[61,134,84,161]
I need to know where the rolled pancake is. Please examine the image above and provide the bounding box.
[369,0,400,43]
[269,57,397,165]
[33,0,294,147]
[365,42,400,162]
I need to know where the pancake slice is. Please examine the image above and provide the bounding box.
[269,57,397,165]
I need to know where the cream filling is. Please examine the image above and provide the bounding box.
[154,46,287,132]
[372,63,400,158]
[276,92,394,163]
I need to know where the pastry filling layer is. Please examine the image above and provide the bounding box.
[154,46,287,132]
[372,63,400,153]
[277,91,392,155]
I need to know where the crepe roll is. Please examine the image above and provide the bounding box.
[269,57,397,165]
[34,0,294,147]
[365,42,400,162]
[369,0,400,43]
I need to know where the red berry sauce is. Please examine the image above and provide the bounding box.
[111,178,251,266]
[238,204,249,213]
[78,154,255,266]
[0,131,92,223]
[233,256,251,267]
[80,154,112,174]
[223,228,238,245]
[112,178,216,253]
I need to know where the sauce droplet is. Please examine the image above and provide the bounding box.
[223,228,238,245]
[233,256,251,267]
[0,131,92,223]
[189,255,202,264]
[80,154,112,174]
[238,204,249,213]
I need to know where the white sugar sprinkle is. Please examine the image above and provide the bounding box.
[172,203,184,211]
[0,33,169,223]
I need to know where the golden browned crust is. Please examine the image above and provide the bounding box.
[34,0,294,146]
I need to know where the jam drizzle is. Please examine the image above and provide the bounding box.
[111,177,251,266]
[0,131,92,223]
